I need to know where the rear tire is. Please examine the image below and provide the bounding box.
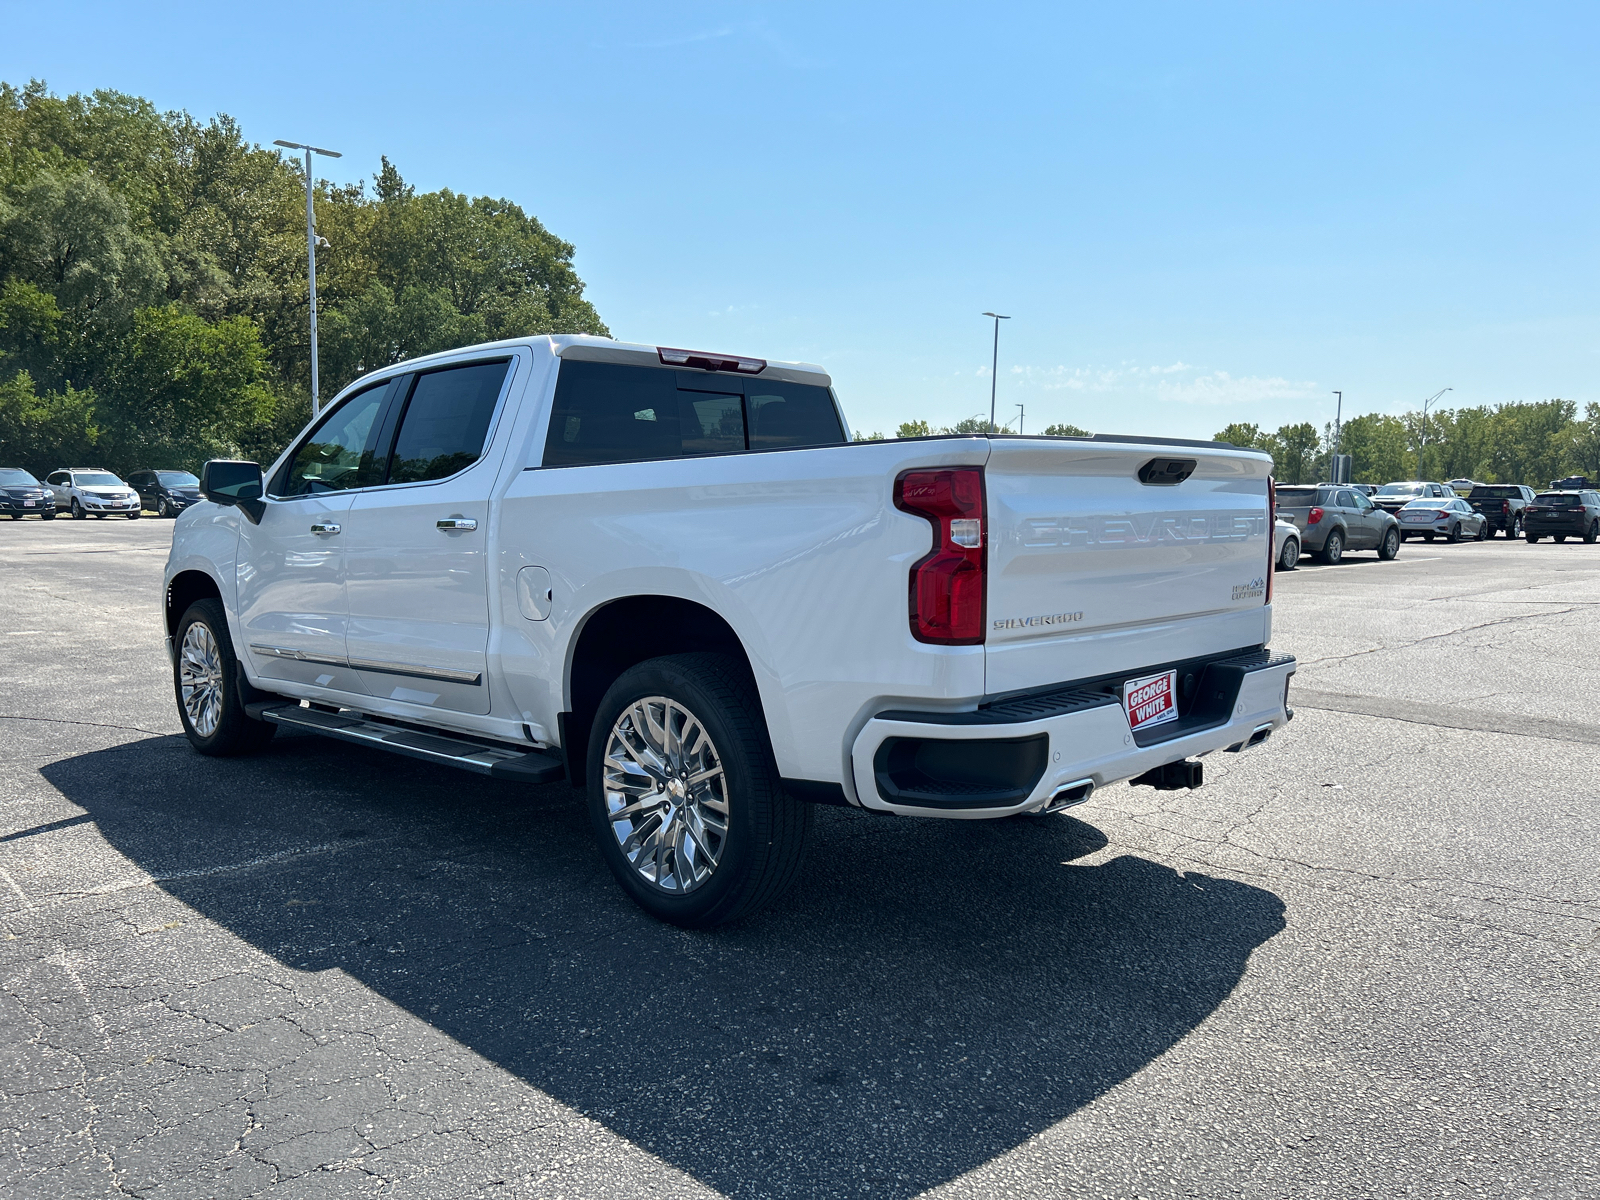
[1379,527,1400,560]
[587,653,811,927]
[1526,533,1540,543]
[1555,534,1567,543]
[1423,533,1435,542]
[173,598,277,756]
[1448,523,1462,543]
[1586,521,1598,545]
[1277,536,1299,571]
[1476,521,1489,541]
[1317,528,1344,565]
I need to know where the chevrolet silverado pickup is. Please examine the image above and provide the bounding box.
[164,335,1296,925]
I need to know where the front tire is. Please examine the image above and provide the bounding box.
[1526,533,1540,543]
[587,653,811,928]
[173,598,276,756]
[1317,528,1344,565]
[1586,521,1599,545]
[1277,536,1299,571]
[1379,527,1401,560]
[158,497,172,518]
[1555,534,1567,543]
[71,499,85,520]
[40,510,54,521]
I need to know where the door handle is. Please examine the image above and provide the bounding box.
[309,522,341,535]
[437,517,477,531]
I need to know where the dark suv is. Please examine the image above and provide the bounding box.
[1524,490,1600,544]
[0,467,56,519]
[1467,484,1536,538]
[128,469,202,517]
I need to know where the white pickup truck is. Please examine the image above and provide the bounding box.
[165,335,1295,925]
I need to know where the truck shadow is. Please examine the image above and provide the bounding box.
[44,733,1285,1198]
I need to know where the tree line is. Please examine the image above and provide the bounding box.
[0,80,607,476]
[1216,400,1600,487]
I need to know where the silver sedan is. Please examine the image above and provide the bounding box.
[1274,518,1300,570]
[1396,496,1488,542]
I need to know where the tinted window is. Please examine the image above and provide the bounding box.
[1532,494,1577,506]
[276,383,392,496]
[1336,490,1357,507]
[1274,487,1319,506]
[158,471,199,487]
[1469,485,1522,499]
[386,361,509,485]
[745,381,845,449]
[48,472,67,485]
[543,360,844,467]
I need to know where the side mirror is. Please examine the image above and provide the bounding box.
[200,460,265,524]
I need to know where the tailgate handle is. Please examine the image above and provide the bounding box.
[1137,457,1196,486]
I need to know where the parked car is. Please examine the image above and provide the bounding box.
[162,334,1296,926]
[129,469,202,517]
[1396,496,1488,542]
[1350,483,1378,497]
[1549,475,1591,491]
[1446,478,1479,495]
[1274,484,1400,564]
[1466,483,1535,538]
[1371,481,1456,516]
[45,468,141,519]
[1273,518,1300,570]
[1523,489,1600,543]
[0,467,57,519]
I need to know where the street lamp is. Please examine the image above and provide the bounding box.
[982,312,1010,434]
[1332,391,1342,455]
[1419,387,1451,480]
[1015,403,1025,435]
[274,139,343,417]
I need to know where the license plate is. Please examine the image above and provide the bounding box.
[23,500,34,507]
[1124,669,1179,732]
[1402,513,1427,522]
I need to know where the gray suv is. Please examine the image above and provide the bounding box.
[1275,484,1401,564]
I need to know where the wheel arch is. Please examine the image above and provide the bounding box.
[561,595,762,789]
[165,569,223,638]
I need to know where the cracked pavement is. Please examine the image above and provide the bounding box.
[1,520,1596,1198]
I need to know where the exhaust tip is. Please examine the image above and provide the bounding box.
[1043,778,1095,813]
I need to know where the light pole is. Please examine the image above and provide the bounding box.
[1332,391,1342,454]
[982,312,1010,433]
[1015,403,1025,435]
[274,139,343,417]
[1419,387,1451,480]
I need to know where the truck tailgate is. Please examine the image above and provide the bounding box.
[983,438,1275,695]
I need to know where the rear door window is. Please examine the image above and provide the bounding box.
[387,359,511,484]
[543,360,845,467]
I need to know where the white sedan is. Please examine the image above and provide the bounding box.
[45,468,142,520]
[1274,518,1300,570]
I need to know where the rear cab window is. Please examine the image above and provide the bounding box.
[542,360,844,468]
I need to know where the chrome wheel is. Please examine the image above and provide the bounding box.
[602,696,729,894]
[179,621,224,738]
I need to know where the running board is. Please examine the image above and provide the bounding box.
[249,702,565,784]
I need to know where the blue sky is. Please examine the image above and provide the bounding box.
[6,2,1596,439]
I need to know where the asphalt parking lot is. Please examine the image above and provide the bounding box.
[1,518,1596,1199]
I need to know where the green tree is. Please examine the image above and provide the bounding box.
[102,304,275,469]
[1337,413,1411,483]
[0,370,101,473]
[896,419,931,438]
[1272,422,1320,483]
[1213,422,1265,449]
[943,414,991,434]
[1042,422,1089,436]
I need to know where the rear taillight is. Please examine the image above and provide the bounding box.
[1307,506,1324,524]
[1502,501,1511,516]
[895,468,986,644]
[1266,477,1275,603]
[1435,510,1449,518]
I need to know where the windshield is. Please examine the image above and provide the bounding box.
[1377,483,1424,497]
[72,472,124,487]
[1469,486,1522,499]
[0,468,39,486]
[1532,494,1582,506]
[157,471,199,486]
[1275,487,1320,506]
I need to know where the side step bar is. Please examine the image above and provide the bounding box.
[248,702,565,784]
